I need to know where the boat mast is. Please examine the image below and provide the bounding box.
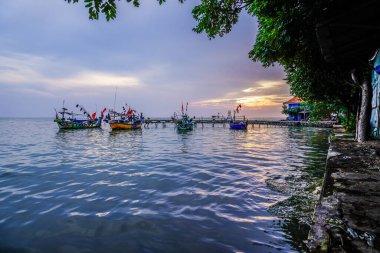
[60,99,68,119]
[113,87,117,120]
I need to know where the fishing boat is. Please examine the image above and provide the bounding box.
[229,104,248,130]
[106,104,143,130]
[54,103,105,130]
[176,102,194,131]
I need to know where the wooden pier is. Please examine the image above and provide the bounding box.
[143,118,335,128]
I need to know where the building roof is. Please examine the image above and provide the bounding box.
[284,97,301,104]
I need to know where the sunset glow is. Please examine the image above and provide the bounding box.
[193,80,290,117]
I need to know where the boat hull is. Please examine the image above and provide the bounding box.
[110,122,142,130]
[55,119,102,129]
[177,125,193,131]
[176,123,193,131]
[229,123,247,130]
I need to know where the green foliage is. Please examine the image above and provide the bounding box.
[65,0,185,21]
[282,107,299,118]
[304,100,337,122]
[281,104,288,115]
[192,0,249,39]
[338,111,356,132]
[247,0,303,67]
[303,100,356,130]
[66,0,117,20]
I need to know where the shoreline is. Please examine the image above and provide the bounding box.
[308,127,380,252]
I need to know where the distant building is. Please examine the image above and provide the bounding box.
[283,97,310,121]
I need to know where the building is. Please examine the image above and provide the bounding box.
[371,50,380,138]
[283,97,310,121]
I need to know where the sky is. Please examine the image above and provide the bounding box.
[0,0,290,118]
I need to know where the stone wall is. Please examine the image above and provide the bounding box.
[308,130,380,252]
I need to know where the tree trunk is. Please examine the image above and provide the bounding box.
[357,75,372,142]
[355,102,360,141]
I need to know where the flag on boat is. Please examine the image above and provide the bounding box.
[126,107,133,116]
[236,104,242,113]
[100,108,107,118]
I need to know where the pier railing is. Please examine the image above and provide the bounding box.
[144,117,335,128]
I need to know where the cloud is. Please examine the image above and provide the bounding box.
[0,53,140,90]
[195,80,290,105]
[241,80,289,96]
[53,71,140,88]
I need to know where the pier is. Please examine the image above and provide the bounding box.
[143,118,336,128]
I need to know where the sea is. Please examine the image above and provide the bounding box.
[0,118,330,253]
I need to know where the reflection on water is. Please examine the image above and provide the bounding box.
[0,118,330,253]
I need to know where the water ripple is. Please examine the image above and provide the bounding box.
[0,118,330,253]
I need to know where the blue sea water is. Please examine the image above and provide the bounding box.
[0,118,330,253]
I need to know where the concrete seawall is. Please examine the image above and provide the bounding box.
[308,128,380,252]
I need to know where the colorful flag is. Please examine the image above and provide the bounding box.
[100,108,107,118]
[127,107,133,116]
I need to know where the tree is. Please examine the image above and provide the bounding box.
[66,0,370,141]
[303,100,339,122]
[351,67,372,142]
[281,104,299,120]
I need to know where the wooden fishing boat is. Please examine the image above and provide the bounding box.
[106,104,143,130]
[109,119,142,130]
[229,120,248,130]
[176,102,193,131]
[177,115,194,130]
[54,103,105,130]
[229,104,248,130]
[54,118,102,129]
